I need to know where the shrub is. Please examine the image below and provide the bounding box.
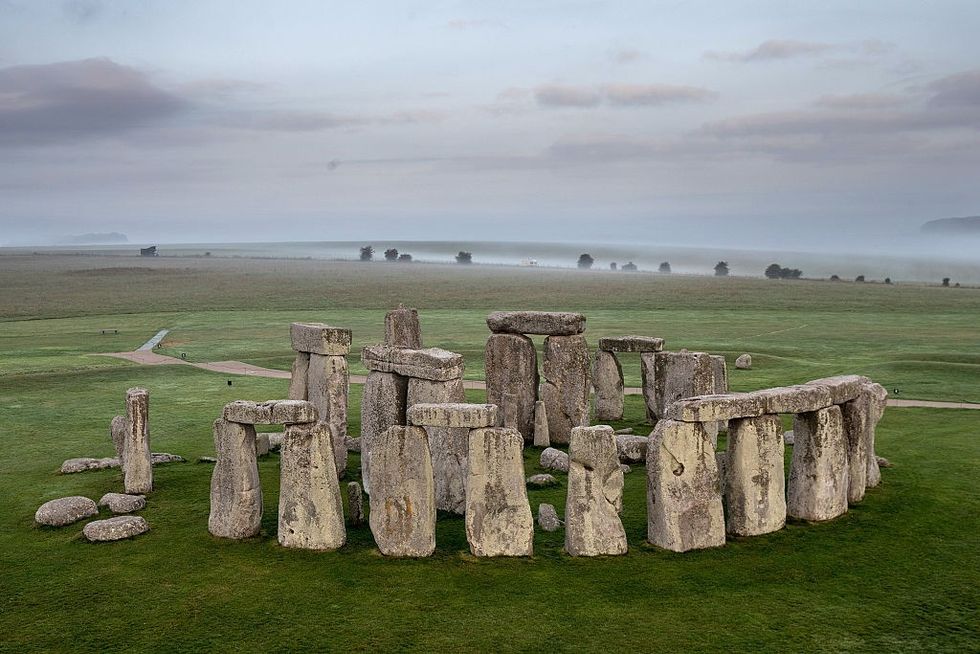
[830,274,840,281]
[855,275,866,283]
[942,277,951,287]
[577,254,594,270]
[766,263,803,279]
[884,277,892,285]
[658,261,671,273]
[714,261,729,277]
[456,251,473,264]
[359,245,374,261]
[609,262,617,271]
[384,248,399,261]
[398,253,412,262]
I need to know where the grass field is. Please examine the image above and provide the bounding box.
[1,254,978,652]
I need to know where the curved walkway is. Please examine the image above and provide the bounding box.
[98,350,980,410]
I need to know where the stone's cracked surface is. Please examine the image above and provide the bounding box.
[408,377,469,514]
[360,371,408,495]
[592,350,624,421]
[804,375,871,405]
[486,311,586,336]
[541,334,591,445]
[538,503,562,532]
[222,400,318,425]
[368,426,436,557]
[347,481,364,525]
[98,493,146,514]
[306,354,349,476]
[290,322,352,355]
[287,352,310,400]
[565,426,627,556]
[533,401,550,447]
[540,447,569,472]
[597,336,664,353]
[35,496,98,527]
[407,403,498,428]
[787,406,849,522]
[384,306,422,349]
[724,414,786,536]
[615,434,648,464]
[208,419,262,539]
[109,415,127,459]
[650,352,716,420]
[865,382,888,488]
[124,387,152,494]
[278,423,346,551]
[751,384,834,415]
[362,345,464,381]
[465,427,534,557]
[667,393,767,423]
[485,333,538,440]
[83,516,149,542]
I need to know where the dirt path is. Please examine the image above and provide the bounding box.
[97,350,980,410]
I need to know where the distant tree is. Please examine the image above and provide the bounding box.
[609,262,617,271]
[622,261,638,272]
[714,261,729,277]
[659,261,671,273]
[884,277,892,285]
[784,268,803,279]
[577,253,594,270]
[855,275,866,283]
[456,251,473,264]
[955,283,961,288]
[830,274,840,281]
[765,263,783,279]
[359,245,374,261]
[398,253,412,262]
[384,248,399,261]
[204,252,211,257]
[942,277,951,287]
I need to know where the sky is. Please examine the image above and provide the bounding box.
[1,0,979,255]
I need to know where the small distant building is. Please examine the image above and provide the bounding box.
[140,246,158,257]
[521,259,538,267]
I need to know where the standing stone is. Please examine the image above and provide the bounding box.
[640,352,657,424]
[466,427,534,557]
[109,415,127,459]
[347,481,364,525]
[255,433,270,457]
[841,392,871,503]
[533,401,550,447]
[565,426,627,556]
[711,356,729,394]
[368,426,436,557]
[646,419,725,552]
[735,353,752,370]
[485,333,538,441]
[651,352,717,419]
[287,352,310,400]
[384,305,423,349]
[538,503,562,532]
[541,335,591,445]
[278,422,346,550]
[408,377,467,514]
[208,419,262,539]
[865,383,888,488]
[307,353,349,476]
[725,414,786,536]
[123,387,152,494]
[787,406,848,522]
[360,371,408,495]
[592,350,624,421]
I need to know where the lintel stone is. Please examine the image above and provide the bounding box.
[361,345,464,381]
[598,336,665,353]
[486,311,585,336]
[290,322,352,355]
[407,403,498,428]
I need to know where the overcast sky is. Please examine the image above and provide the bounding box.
[1,0,978,253]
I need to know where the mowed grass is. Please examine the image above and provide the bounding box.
[0,365,977,652]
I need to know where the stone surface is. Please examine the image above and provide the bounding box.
[650,352,717,420]
[592,350,624,421]
[359,371,408,495]
[270,400,318,425]
[109,415,127,458]
[724,414,786,536]
[526,473,558,487]
[35,496,98,527]
[640,352,657,423]
[540,447,569,472]
[565,426,627,556]
[347,481,364,525]
[83,516,149,542]
[485,333,538,441]
[222,400,273,424]
[149,453,184,465]
[538,503,562,532]
[466,427,534,557]
[208,419,262,539]
[533,400,550,447]
[362,345,464,381]
[751,385,834,415]
[876,456,893,468]
[666,393,767,423]
[486,310,586,336]
[368,426,436,557]
[407,403,498,428]
[269,433,284,451]
[614,427,634,435]
[783,430,795,445]
[124,387,152,494]
[287,352,310,400]
[620,464,632,474]
[541,334,591,444]
[735,353,752,370]
[711,355,729,393]
[61,457,120,474]
[307,353,349,475]
[841,392,872,503]
[787,406,848,522]
[805,375,871,405]
[408,378,468,515]
[198,456,217,463]
[615,434,648,464]
[384,306,422,349]
[290,322,352,355]
[865,383,888,488]
[98,493,146,514]
[646,419,726,552]
[345,436,360,452]
[255,433,270,457]
[597,336,664,353]
[278,423,346,550]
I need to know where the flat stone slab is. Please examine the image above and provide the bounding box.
[486,311,586,336]
[98,493,146,514]
[290,322,352,355]
[362,345,464,381]
[83,516,149,542]
[407,403,498,428]
[750,385,834,415]
[527,473,559,488]
[667,392,767,422]
[598,336,665,353]
[805,375,871,405]
[61,453,184,474]
[222,400,317,425]
[35,496,98,527]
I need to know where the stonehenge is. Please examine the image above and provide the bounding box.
[724,414,785,536]
[278,422,346,551]
[83,516,149,542]
[565,426,627,556]
[123,387,153,494]
[787,407,849,522]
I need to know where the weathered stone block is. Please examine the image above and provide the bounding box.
[640,352,657,423]
[287,352,310,400]
[735,353,752,369]
[865,382,888,488]
[486,310,586,336]
[384,306,422,349]
[787,406,848,521]
[347,481,364,526]
[407,403,498,428]
[666,393,767,423]
[124,387,152,494]
[565,426,627,556]
[307,353,349,475]
[597,335,664,353]
[98,493,145,514]
[208,419,262,539]
[540,447,569,472]
[841,393,871,503]
[466,427,534,557]
[278,423,346,551]
[616,433,648,463]
[533,400,550,447]
[83,516,149,542]
[109,415,126,459]
[222,400,274,424]
[592,350,624,421]
[750,384,833,415]
[290,322,352,355]
[485,333,538,441]
[805,375,871,405]
[724,414,786,536]
[538,503,562,532]
[408,377,468,514]
[270,400,318,425]
[650,352,716,420]
[541,334,591,444]
[35,496,98,527]
[362,345,464,381]
[359,371,408,495]
[711,356,729,394]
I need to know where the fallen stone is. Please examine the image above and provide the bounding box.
[268,433,284,451]
[347,481,364,525]
[533,400,550,447]
[565,426,627,556]
[620,464,632,474]
[208,419,262,539]
[109,415,127,458]
[124,387,152,494]
[345,436,361,452]
[486,310,586,336]
[83,516,149,542]
[150,453,185,465]
[368,426,436,557]
[98,493,146,514]
[485,333,538,441]
[541,334,591,444]
[876,456,893,468]
[306,353,349,475]
[255,433,270,457]
[751,385,833,415]
[384,305,423,349]
[735,353,752,370]
[290,322,352,356]
[466,427,534,557]
[783,430,795,445]
[724,414,786,536]
[407,378,468,515]
[666,393,767,423]
[787,406,848,522]
[540,447,569,472]
[407,403,498,428]
[614,427,634,435]
[805,375,871,405]
[360,371,408,495]
[35,496,98,527]
[362,345,464,381]
[61,457,119,474]
[198,456,217,464]
[593,350,624,421]
[278,422,346,551]
[615,434,648,464]
[526,473,558,488]
[287,352,310,400]
[597,335,664,353]
[538,503,562,532]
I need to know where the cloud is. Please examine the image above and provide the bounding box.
[610,48,645,64]
[222,108,444,132]
[928,69,980,107]
[446,19,504,30]
[705,39,835,62]
[603,83,717,106]
[534,84,601,107]
[813,93,907,110]
[0,58,185,146]
[63,0,102,23]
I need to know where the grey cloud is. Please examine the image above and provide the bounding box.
[0,58,185,146]
[535,84,601,107]
[603,83,717,105]
[63,0,102,23]
[222,109,443,132]
[928,69,980,107]
[611,48,645,64]
[446,19,504,30]
[813,93,908,110]
[705,39,835,62]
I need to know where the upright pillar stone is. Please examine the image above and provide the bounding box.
[209,418,262,539]
[592,350,624,421]
[787,406,848,521]
[541,335,591,445]
[485,333,538,441]
[640,352,657,424]
[565,425,627,556]
[123,387,152,494]
[109,415,127,459]
[841,393,871,503]
[407,377,467,514]
[865,383,888,488]
[368,426,436,557]
[533,400,550,447]
[465,427,534,557]
[278,422,346,551]
[725,414,785,536]
[646,419,725,552]
[307,353,349,476]
[384,305,423,349]
[360,371,408,495]
[287,352,310,400]
[651,352,717,420]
